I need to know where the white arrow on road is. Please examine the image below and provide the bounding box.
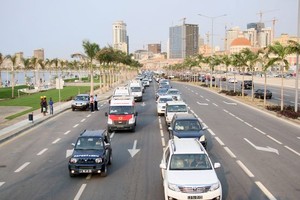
[66,149,74,158]
[244,138,279,155]
[197,101,208,106]
[223,101,237,105]
[128,140,140,157]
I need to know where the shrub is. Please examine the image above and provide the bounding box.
[266,105,300,119]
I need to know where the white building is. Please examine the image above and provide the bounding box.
[113,21,129,54]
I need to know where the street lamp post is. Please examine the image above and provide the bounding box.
[198,13,226,88]
[295,0,300,112]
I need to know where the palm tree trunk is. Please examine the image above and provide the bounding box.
[11,68,15,98]
[251,72,254,101]
[264,72,267,107]
[280,67,284,111]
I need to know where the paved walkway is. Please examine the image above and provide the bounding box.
[0,88,114,143]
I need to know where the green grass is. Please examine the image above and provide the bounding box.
[0,86,91,120]
[0,85,29,99]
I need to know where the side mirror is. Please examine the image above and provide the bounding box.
[214,162,221,169]
[159,163,167,169]
[202,126,208,130]
[105,112,108,117]
[168,127,172,131]
[71,143,75,147]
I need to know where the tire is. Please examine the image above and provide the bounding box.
[72,107,75,111]
[101,165,108,177]
[108,152,112,165]
[107,128,112,133]
[131,126,136,133]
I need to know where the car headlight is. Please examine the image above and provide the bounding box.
[168,183,180,192]
[199,135,206,142]
[82,102,87,105]
[107,117,113,124]
[128,116,135,124]
[95,158,103,163]
[70,158,78,163]
[209,182,220,191]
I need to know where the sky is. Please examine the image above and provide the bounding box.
[0,0,299,59]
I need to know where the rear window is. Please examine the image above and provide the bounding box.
[167,105,187,112]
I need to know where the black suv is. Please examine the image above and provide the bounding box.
[241,80,253,89]
[68,129,112,177]
[168,114,208,148]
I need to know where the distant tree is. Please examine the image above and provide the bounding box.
[5,54,18,98]
[0,53,4,88]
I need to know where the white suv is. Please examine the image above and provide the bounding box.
[160,139,222,200]
[165,101,188,126]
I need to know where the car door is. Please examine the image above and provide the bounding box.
[161,147,170,179]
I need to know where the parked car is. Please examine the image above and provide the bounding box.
[165,88,182,101]
[228,78,238,83]
[156,95,174,116]
[68,129,112,177]
[254,89,272,99]
[71,94,90,111]
[160,139,222,200]
[168,113,208,148]
[241,80,253,89]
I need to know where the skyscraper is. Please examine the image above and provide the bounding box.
[169,23,198,59]
[113,21,129,54]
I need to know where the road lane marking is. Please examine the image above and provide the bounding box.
[0,182,5,187]
[37,148,48,156]
[224,147,237,158]
[194,114,198,118]
[80,119,86,122]
[200,95,204,98]
[198,117,203,123]
[110,132,115,139]
[160,130,164,137]
[205,99,210,102]
[161,138,165,147]
[15,162,30,173]
[158,118,161,124]
[64,130,71,135]
[87,114,91,118]
[244,138,279,155]
[235,117,244,122]
[212,103,218,107]
[229,112,236,117]
[52,138,61,144]
[190,110,195,114]
[244,122,253,127]
[73,124,79,128]
[74,184,87,200]
[223,109,229,113]
[223,101,237,105]
[284,146,300,156]
[215,137,225,146]
[297,137,300,140]
[267,135,282,144]
[159,124,162,129]
[236,160,254,177]
[197,102,208,106]
[86,174,92,180]
[207,129,216,136]
[195,93,198,95]
[255,181,277,200]
[254,128,266,135]
[202,122,207,127]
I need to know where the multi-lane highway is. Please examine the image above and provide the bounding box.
[0,80,299,200]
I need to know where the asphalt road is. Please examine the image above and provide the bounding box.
[0,80,299,200]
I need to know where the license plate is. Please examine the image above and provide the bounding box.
[188,196,203,199]
[79,169,92,173]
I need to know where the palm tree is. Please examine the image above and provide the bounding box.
[288,40,300,112]
[5,54,18,98]
[266,42,292,111]
[259,52,273,106]
[220,54,232,91]
[22,58,32,86]
[231,52,249,96]
[203,55,221,88]
[31,57,43,89]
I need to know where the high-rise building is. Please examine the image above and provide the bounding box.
[243,28,257,47]
[148,44,161,54]
[169,23,198,59]
[34,49,44,61]
[113,20,129,54]
[247,22,265,32]
[225,27,242,51]
[258,27,273,48]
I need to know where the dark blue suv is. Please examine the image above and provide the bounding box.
[68,129,112,177]
[168,114,208,148]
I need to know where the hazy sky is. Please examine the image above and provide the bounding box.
[0,0,298,59]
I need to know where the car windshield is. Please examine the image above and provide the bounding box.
[158,88,168,94]
[109,106,134,115]
[167,105,187,112]
[170,154,212,170]
[75,96,88,101]
[174,120,201,131]
[75,137,104,150]
[131,87,141,92]
[167,90,179,95]
[159,98,173,103]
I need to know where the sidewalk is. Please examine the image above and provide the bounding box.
[0,88,114,144]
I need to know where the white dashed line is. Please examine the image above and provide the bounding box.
[223,101,237,105]
[223,109,229,113]
[197,102,208,106]
[159,124,162,129]
[86,174,92,180]
[235,117,244,122]
[255,181,277,200]
[215,137,225,146]
[73,124,79,128]
[254,128,266,135]
[194,114,198,118]
[0,182,5,187]
[297,137,300,140]
[158,118,161,124]
[229,112,235,117]
[64,130,71,135]
[212,103,218,107]
[200,95,204,98]
[198,117,203,123]
[110,132,115,139]
[205,99,210,102]
[236,160,254,178]
[161,138,166,147]
[160,130,164,137]
[37,148,48,156]
[202,122,207,127]
[52,138,61,144]
[87,114,91,118]
[74,184,87,200]
[207,129,216,136]
[190,110,195,114]
[266,135,282,144]
[80,119,86,122]
[15,162,30,173]
[195,93,198,95]
[224,147,237,158]
[284,146,300,156]
[244,122,253,127]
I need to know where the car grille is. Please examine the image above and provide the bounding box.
[77,158,95,164]
[179,186,210,193]
[113,120,127,125]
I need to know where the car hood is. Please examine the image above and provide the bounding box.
[72,149,104,158]
[167,170,219,185]
[173,130,205,138]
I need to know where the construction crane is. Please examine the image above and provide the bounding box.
[263,18,279,40]
[257,9,279,22]
[179,17,186,25]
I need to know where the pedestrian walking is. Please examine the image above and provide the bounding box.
[40,96,43,113]
[94,94,98,111]
[90,95,94,112]
[42,96,48,116]
[49,97,54,115]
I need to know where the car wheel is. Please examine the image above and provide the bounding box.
[108,152,112,165]
[101,165,108,177]
[131,126,136,133]
[107,128,112,133]
[72,108,75,111]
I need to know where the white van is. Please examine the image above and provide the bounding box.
[129,81,143,102]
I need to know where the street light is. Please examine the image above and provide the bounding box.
[295,0,300,112]
[198,13,226,87]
